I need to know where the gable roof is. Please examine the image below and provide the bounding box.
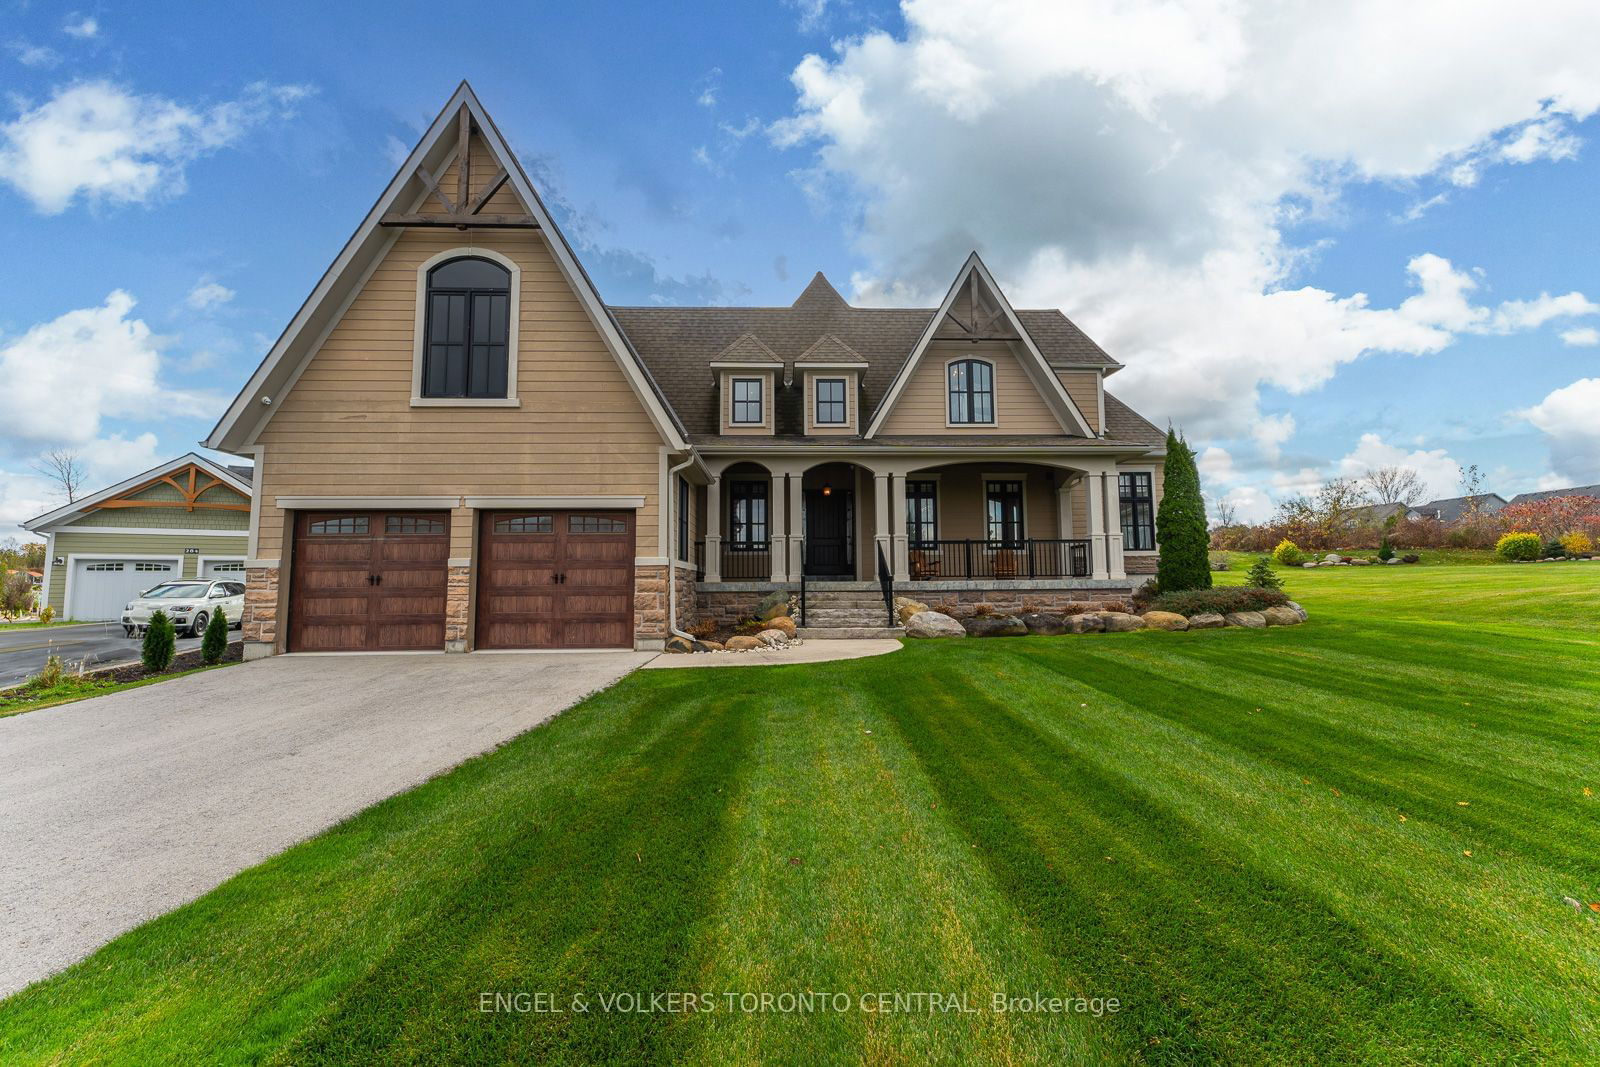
[22,453,252,533]
[1413,493,1508,521]
[710,333,784,366]
[863,253,1094,438]
[1508,484,1600,506]
[794,334,869,367]
[204,82,687,454]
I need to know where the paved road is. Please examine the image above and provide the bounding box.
[0,622,242,687]
[0,649,654,996]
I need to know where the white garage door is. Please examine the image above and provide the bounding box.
[69,559,179,621]
[201,559,247,579]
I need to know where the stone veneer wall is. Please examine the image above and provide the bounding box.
[695,586,796,629]
[242,566,280,657]
[1125,554,1158,575]
[670,564,698,632]
[912,588,1133,619]
[634,564,669,646]
[445,565,470,652]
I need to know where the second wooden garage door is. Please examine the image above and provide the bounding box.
[476,510,636,649]
[289,511,449,652]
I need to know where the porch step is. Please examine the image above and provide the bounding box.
[804,608,900,627]
[796,626,906,640]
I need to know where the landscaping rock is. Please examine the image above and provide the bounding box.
[758,629,789,647]
[1262,606,1304,626]
[1142,611,1189,631]
[1284,601,1308,621]
[665,635,694,654]
[764,615,798,638]
[1324,553,1343,563]
[894,596,929,624]
[1302,562,1317,569]
[1063,613,1105,634]
[757,590,792,621]
[1188,612,1226,630]
[695,639,725,652]
[905,610,966,639]
[726,635,763,651]
[1350,558,1372,566]
[1021,612,1067,635]
[1099,611,1147,633]
[963,614,1028,637]
[1224,611,1267,628]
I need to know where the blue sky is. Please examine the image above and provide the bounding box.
[3,0,1599,537]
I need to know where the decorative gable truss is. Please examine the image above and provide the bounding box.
[864,253,1096,438]
[22,453,252,533]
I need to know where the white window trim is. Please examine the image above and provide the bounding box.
[729,376,767,426]
[812,376,849,427]
[410,247,522,407]
[945,356,999,428]
[64,553,184,621]
[1117,466,1159,553]
[196,556,249,577]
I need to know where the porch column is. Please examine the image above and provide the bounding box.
[705,474,722,582]
[889,472,910,582]
[769,472,789,582]
[788,473,804,579]
[873,472,892,578]
[1105,471,1127,580]
[1056,477,1075,538]
[1086,471,1110,580]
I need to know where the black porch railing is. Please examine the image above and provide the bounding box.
[693,540,706,580]
[719,542,772,580]
[906,539,1091,580]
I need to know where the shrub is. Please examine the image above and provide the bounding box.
[1272,539,1306,566]
[1543,538,1566,559]
[1150,586,1289,617]
[32,653,63,690]
[1156,429,1213,593]
[141,610,176,673]
[201,607,229,665]
[1560,531,1593,558]
[1245,556,1282,591]
[38,604,54,625]
[1495,532,1542,562]
[1377,536,1395,562]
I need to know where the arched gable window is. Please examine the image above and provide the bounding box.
[422,256,511,398]
[947,359,994,424]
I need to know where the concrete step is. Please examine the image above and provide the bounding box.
[796,626,906,640]
[805,611,899,626]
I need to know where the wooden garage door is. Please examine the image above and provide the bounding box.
[289,511,449,652]
[477,510,635,649]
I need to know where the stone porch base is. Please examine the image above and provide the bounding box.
[690,578,1136,628]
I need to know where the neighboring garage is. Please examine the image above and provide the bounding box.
[24,454,252,622]
[477,510,635,649]
[288,511,450,652]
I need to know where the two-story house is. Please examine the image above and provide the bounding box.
[205,84,1165,657]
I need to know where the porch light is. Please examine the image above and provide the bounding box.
[821,482,833,496]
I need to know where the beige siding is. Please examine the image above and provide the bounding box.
[879,342,1063,435]
[48,529,248,611]
[719,371,774,435]
[1055,370,1101,434]
[254,222,668,558]
[423,135,523,217]
[907,465,1064,540]
[802,371,858,435]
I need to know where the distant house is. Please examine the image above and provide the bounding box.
[1412,494,1507,522]
[1348,501,1417,525]
[1507,484,1600,507]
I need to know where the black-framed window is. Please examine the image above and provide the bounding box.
[985,480,1024,546]
[422,256,511,398]
[948,359,995,424]
[906,480,938,545]
[731,378,764,424]
[1119,472,1156,551]
[677,476,691,562]
[814,377,847,425]
[729,480,768,545]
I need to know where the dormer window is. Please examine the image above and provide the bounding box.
[731,378,764,425]
[422,256,511,398]
[814,378,847,425]
[948,359,994,424]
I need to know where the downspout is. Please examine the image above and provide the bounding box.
[666,452,699,644]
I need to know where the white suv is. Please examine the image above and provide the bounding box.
[122,579,247,638]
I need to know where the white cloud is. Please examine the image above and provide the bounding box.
[1217,485,1273,524]
[1560,326,1599,346]
[696,67,722,109]
[10,41,60,67]
[788,0,829,32]
[185,281,235,310]
[62,15,99,39]
[1252,413,1296,461]
[383,133,411,168]
[772,0,1600,444]
[0,291,217,445]
[1334,432,1463,501]
[1520,377,1600,483]
[1536,472,1571,491]
[0,80,312,214]
[1197,445,1236,484]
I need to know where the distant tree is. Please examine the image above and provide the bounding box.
[1246,555,1283,591]
[32,449,87,503]
[1156,429,1212,593]
[0,570,32,617]
[1363,465,1426,506]
[1458,464,1488,523]
[22,542,44,569]
[1211,495,1239,528]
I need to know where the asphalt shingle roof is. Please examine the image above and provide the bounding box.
[1508,484,1600,506]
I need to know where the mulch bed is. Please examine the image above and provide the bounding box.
[95,642,244,684]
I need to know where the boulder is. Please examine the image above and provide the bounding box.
[726,634,763,651]
[764,615,798,638]
[1324,553,1343,563]
[1284,601,1308,621]
[1063,613,1105,634]
[1224,611,1267,629]
[1021,612,1067,635]
[1188,612,1226,630]
[1099,611,1147,633]
[695,639,725,652]
[758,628,789,647]
[1350,558,1372,566]
[905,610,966,639]
[1142,611,1189,631]
[894,596,930,625]
[1302,562,1317,569]
[665,635,694,654]
[757,590,792,621]
[1262,606,1304,626]
[963,614,1028,637]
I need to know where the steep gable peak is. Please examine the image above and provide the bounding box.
[795,334,868,366]
[712,332,783,365]
[793,272,848,311]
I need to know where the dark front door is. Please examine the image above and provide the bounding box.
[804,490,854,576]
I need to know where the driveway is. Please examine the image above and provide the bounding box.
[0,650,654,997]
[0,622,242,688]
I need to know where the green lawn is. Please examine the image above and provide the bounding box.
[0,618,84,631]
[4,565,1599,1063]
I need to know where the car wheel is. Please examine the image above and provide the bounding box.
[190,611,208,638]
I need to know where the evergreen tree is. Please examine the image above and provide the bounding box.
[1246,555,1282,591]
[202,607,229,665]
[142,610,176,673]
[1155,428,1213,593]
